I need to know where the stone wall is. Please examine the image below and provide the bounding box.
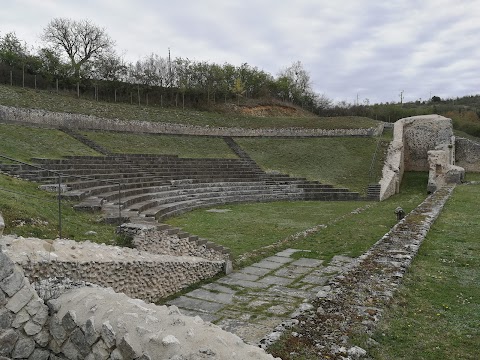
[1,236,224,304]
[379,115,459,200]
[118,222,231,262]
[455,137,480,172]
[0,250,51,359]
[1,249,277,360]
[402,115,454,171]
[0,105,382,137]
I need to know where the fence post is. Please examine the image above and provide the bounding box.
[58,174,62,239]
[118,182,122,222]
[10,71,12,86]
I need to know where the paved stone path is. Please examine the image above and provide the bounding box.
[167,249,355,344]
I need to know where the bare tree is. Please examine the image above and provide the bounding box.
[42,18,115,80]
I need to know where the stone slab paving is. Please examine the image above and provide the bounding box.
[167,248,355,345]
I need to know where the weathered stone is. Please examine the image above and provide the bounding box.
[91,339,109,360]
[28,348,50,360]
[61,340,79,360]
[0,253,15,281]
[0,309,13,329]
[6,283,35,314]
[347,345,367,359]
[23,320,43,336]
[33,328,50,347]
[12,336,35,359]
[62,310,77,332]
[12,309,30,328]
[101,321,115,349]
[110,348,124,360]
[32,306,49,326]
[136,355,152,360]
[118,334,141,360]
[162,335,180,346]
[49,317,67,343]
[0,328,19,356]
[84,317,99,346]
[26,297,44,316]
[49,338,62,354]
[0,289,6,307]
[0,270,24,297]
[70,328,90,357]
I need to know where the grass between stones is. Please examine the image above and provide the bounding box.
[368,183,480,360]
[0,84,379,129]
[0,123,100,161]
[0,174,120,243]
[166,172,429,266]
[80,131,238,158]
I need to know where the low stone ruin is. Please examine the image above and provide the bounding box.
[0,246,279,359]
[379,114,466,200]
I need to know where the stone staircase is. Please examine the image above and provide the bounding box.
[0,154,360,224]
[60,128,112,155]
[366,183,381,200]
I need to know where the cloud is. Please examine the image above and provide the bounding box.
[1,0,479,104]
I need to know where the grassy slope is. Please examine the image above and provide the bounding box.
[371,184,480,360]
[0,174,119,244]
[235,136,389,194]
[0,85,379,129]
[80,131,237,158]
[0,123,99,161]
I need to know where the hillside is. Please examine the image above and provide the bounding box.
[0,84,379,129]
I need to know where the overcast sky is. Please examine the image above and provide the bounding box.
[1,0,479,104]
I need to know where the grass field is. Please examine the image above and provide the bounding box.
[369,183,480,360]
[235,136,390,193]
[0,174,119,244]
[80,131,237,158]
[166,172,428,265]
[0,84,379,129]
[0,123,100,161]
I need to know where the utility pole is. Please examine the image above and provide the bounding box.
[399,90,404,105]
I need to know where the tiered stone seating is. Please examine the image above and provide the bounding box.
[0,154,360,223]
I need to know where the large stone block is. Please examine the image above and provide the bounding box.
[0,328,18,356]
[6,283,35,314]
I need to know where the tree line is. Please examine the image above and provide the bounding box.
[0,18,331,111]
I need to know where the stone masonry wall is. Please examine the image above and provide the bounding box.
[0,250,51,359]
[117,223,230,262]
[379,115,455,200]
[0,105,381,137]
[1,236,224,304]
[455,137,480,172]
[1,248,277,360]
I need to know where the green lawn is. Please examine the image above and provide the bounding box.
[0,123,99,162]
[80,131,237,158]
[235,137,390,194]
[370,183,480,360]
[166,172,428,264]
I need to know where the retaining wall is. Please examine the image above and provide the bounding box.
[455,137,480,172]
[1,237,224,304]
[0,248,276,359]
[0,250,51,359]
[0,105,381,137]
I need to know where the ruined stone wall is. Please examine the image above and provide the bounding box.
[1,237,224,304]
[118,223,230,262]
[379,115,455,200]
[1,249,276,359]
[402,115,453,171]
[0,251,51,359]
[455,137,480,172]
[0,105,381,137]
